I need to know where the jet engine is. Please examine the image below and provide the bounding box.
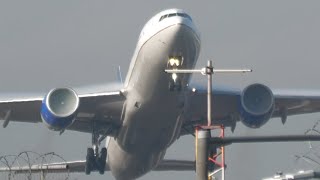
[41,88,79,131]
[239,83,274,128]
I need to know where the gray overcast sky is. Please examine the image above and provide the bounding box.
[1,1,320,179]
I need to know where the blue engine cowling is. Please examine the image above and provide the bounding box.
[41,88,79,131]
[239,83,274,128]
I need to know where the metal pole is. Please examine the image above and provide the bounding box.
[221,127,225,180]
[207,60,213,127]
[196,129,210,180]
[40,171,44,180]
[195,127,198,164]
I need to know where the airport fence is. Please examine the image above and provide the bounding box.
[295,119,320,167]
[0,151,70,180]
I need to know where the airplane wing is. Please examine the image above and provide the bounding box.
[0,83,125,134]
[271,89,320,118]
[0,159,194,174]
[181,84,320,135]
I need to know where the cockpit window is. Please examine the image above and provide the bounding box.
[177,13,192,21]
[168,13,176,17]
[159,14,168,21]
[159,13,192,22]
[177,13,185,17]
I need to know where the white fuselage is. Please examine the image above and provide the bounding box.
[106,9,201,180]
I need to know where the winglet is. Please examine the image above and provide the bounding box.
[117,66,123,84]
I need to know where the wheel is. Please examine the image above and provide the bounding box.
[85,148,94,175]
[98,147,107,174]
[85,148,94,174]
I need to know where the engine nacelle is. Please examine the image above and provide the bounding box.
[240,83,274,128]
[41,88,79,131]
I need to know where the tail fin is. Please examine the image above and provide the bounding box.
[117,66,123,83]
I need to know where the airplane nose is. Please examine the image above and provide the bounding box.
[169,20,201,44]
[174,17,201,42]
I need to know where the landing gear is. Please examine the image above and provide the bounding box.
[85,148,94,175]
[98,147,107,174]
[169,79,175,91]
[85,147,107,175]
[168,78,182,91]
[176,79,182,91]
[85,144,107,175]
[85,123,108,175]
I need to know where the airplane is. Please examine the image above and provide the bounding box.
[1,8,320,180]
